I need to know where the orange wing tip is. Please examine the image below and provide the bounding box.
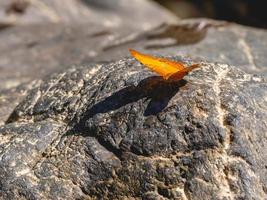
[129,48,138,56]
[186,63,201,72]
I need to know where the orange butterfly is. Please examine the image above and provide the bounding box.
[129,49,200,81]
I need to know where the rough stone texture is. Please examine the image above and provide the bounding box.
[0,80,41,126]
[1,1,267,199]
[1,57,267,199]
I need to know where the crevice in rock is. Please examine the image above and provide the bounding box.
[89,30,111,38]
[92,135,123,161]
[262,185,267,194]
[71,123,123,161]
[212,65,234,198]
[183,182,192,200]
[223,166,236,195]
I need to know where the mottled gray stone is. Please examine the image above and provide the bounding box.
[0,81,41,126]
[1,57,267,199]
[0,1,267,199]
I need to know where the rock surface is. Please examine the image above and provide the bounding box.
[0,0,177,91]
[2,19,267,92]
[99,19,267,77]
[0,0,176,28]
[0,0,178,129]
[1,1,267,199]
[1,57,267,199]
[2,18,267,131]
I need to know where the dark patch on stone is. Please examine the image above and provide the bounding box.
[5,0,29,14]
[85,77,186,118]
[145,23,208,49]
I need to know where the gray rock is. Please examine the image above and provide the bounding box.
[2,18,267,93]
[0,0,176,28]
[0,0,178,91]
[1,1,267,199]
[0,80,41,126]
[98,19,267,77]
[1,57,267,199]
[0,0,178,127]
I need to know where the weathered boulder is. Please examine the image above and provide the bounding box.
[1,1,267,199]
[1,57,267,199]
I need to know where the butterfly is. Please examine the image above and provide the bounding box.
[129,49,200,81]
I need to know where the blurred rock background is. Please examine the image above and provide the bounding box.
[154,0,267,28]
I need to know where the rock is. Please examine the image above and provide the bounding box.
[0,80,40,126]
[99,19,267,77]
[1,57,267,199]
[0,23,135,90]
[0,0,178,91]
[0,1,267,199]
[0,0,178,126]
[0,0,176,28]
[2,18,267,93]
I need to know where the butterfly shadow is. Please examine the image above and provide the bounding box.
[85,76,187,120]
[68,76,187,156]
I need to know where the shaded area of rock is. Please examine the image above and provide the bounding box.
[1,57,267,199]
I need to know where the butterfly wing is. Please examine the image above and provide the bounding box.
[129,49,186,80]
[168,63,201,81]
